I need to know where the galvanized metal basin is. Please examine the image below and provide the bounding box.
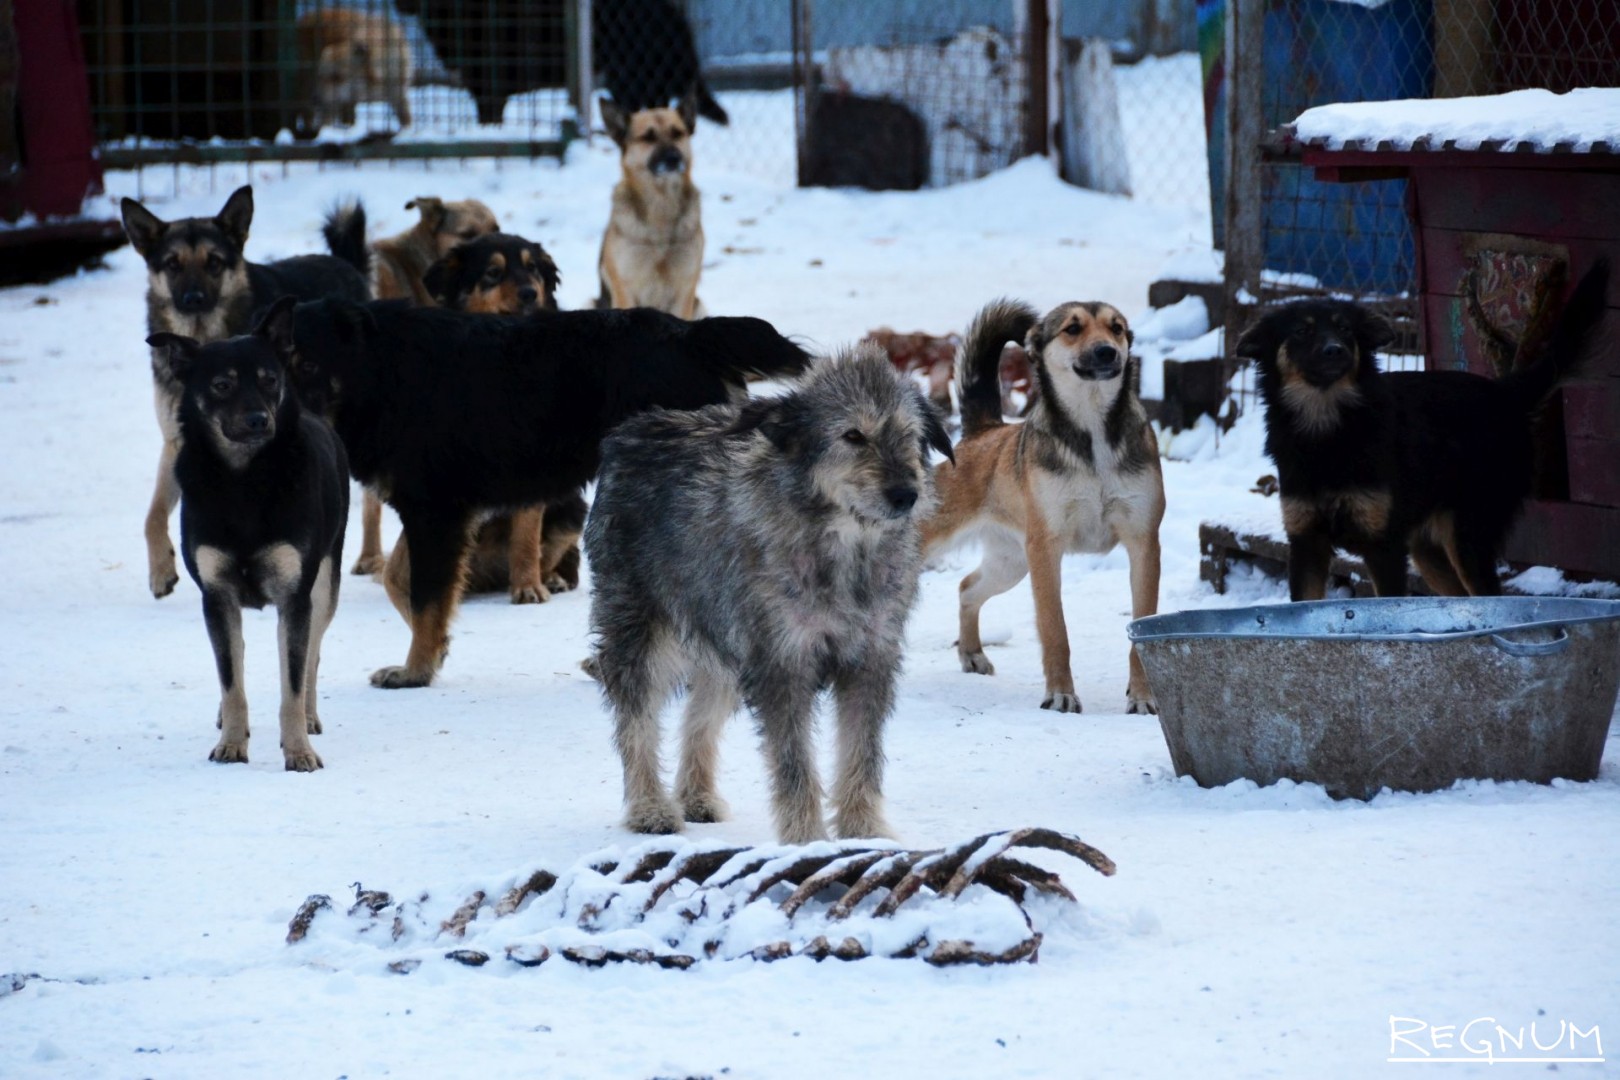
[1128,597,1620,799]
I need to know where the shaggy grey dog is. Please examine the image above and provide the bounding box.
[586,347,953,843]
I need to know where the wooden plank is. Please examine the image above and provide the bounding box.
[1564,381,1620,439]
[1503,500,1620,580]
[1567,437,1620,508]
[1412,167,1620,240]
[1221,0,1263,358]
[1303,147,1620,173]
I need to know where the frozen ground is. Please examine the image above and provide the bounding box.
[2,88,1618,1080]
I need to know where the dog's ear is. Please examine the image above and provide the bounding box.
[252,296,299,359]
[733,395,811,456]
[422,248,461,306]
[147,332,201,381]
[531,245,561,309]
[215,186,254,250]
[406,196,446,234]
[120,198,166,257]
[600,96,630,147]
[1350,306,1396,355]
[677,86,699,135]
[915,392,955,465]
[1234,313,1279,362]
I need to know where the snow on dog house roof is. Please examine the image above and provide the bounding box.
[1277,87,1620,156]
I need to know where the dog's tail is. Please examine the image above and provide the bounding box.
[696,80,729,126]
[687,316,812,382]
[1500,258,1610,408]
[958,298,1038,440]
[322,201,371,279]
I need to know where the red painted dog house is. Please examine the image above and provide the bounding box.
[1277,98,1620,584]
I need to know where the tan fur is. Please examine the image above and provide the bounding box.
[1283,488,1392,540]
[374,535,469,688]
[921,303,1165,715]
[296,9,413,130]
[598,101,705,318]
[1278,341,1365,438]
[354,196,500,576]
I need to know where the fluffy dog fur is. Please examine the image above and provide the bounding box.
[121,185,368,600]
[406,232,584,605]
[597,95,705,318]
[587,348,953,843]
[148,300,348,771]
[287,300,810,688]
[1236,259,1610,600]
[351,196,500,577]
[294,8,413,134]
[921,299,1164,715]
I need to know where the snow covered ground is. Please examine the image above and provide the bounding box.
[2,89,1618,1079]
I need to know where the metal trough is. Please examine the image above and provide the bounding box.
[1128,597,1620,799]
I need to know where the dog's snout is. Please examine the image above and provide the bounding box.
[884,486,919,514]
[518,286,538,304]
[650,148,685,175]
[244,410,271,433]
[1093,343,1119,366]
[1320,341,1350,364]
[179,289,209,312]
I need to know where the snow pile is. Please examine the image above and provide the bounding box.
[288,830,1115,973]
[1293,87,1620,152]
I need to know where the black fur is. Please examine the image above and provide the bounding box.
[957,298,1036,441]
[594,0,729,124]
[1237,258,1610,600]
[147,299,349,770]
[287,299,810,681]
[321,201,371,281]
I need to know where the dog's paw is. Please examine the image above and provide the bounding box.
[283,748,324,772]
[370,665,433,689]
[959,648,995,676]
[208,740,249,764]
[305,709,323,735]
[542,573,575,594]
[350,554,386,576]
[834,812,895,842]
[1040,691,1083,714]
[625,799,684,836]
[678,790,730,824]
[579,654,602,682]
[509,581,551,605]
[150,555,179,599]
[1125,690,1158,716]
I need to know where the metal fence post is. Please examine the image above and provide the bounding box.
[1222,0,1263,359]
[791,0,813,187]
[571,0,594,137]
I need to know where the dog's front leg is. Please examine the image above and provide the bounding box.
[604,625,685,834]
[145,441,182,598]
[371,509,472,688]
[751,676,829,844]
[200,587,249,763]
[1025,525,1080,713]
[274,585,324,772]
[829,656,900,840]
[352,489,387,576]
[505,506,550,604]
[1122,529,1162,715]
[1286,532,1334,601]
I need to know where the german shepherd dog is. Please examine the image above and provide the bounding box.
[294,7,414,135]
[287,300,810,689]
[122,185,368,601]
[147,299,348,771]
[1236,259,1610,600]
[403,232,583,605]
[588,348,953,843]
[351,196,500,577]
[922,300,1165,715]
[597,94,705,318]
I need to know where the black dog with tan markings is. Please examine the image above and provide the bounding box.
[1237,259,1609,600]
[148,298,348,771]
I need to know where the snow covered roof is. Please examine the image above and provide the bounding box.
[1283,87,1620,155]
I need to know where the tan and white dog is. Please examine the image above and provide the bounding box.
[596,93,705,318]
[921,299,1165,715]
